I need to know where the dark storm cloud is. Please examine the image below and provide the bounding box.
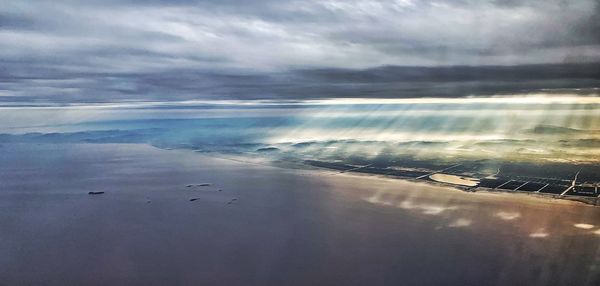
[1,0,599,102]
[2,62,599,103]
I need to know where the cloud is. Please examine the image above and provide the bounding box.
[494,211,521,220]
[573,223,595,229]
[1,0,599,102]
[529,229,549,238]
[2,62,599,103]
[448,218,472,228]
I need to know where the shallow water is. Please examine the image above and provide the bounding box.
[1,143,599,285]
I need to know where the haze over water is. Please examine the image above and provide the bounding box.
[2,95,599,164]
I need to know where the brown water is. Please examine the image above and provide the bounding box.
[1,143,599,285]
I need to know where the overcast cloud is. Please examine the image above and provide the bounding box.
[1,0,599,102]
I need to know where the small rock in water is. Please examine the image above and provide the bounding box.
[88,191,105,195]
[186,183,212,187]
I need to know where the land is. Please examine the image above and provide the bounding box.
[304,158,600,206]
[1,143,600,285]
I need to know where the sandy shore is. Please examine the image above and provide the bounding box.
[1,143,599,285]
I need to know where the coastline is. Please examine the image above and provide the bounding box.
[293,158,600,207]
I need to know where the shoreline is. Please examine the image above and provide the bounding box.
[329,167,591,207]
[292,158,600,207]
[176,147,598,208]
[331,167,599,207]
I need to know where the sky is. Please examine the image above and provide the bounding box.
[1,0,600,103]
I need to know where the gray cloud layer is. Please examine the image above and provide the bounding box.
[1,0,599,102]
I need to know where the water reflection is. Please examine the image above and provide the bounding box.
[448,218,472,228]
